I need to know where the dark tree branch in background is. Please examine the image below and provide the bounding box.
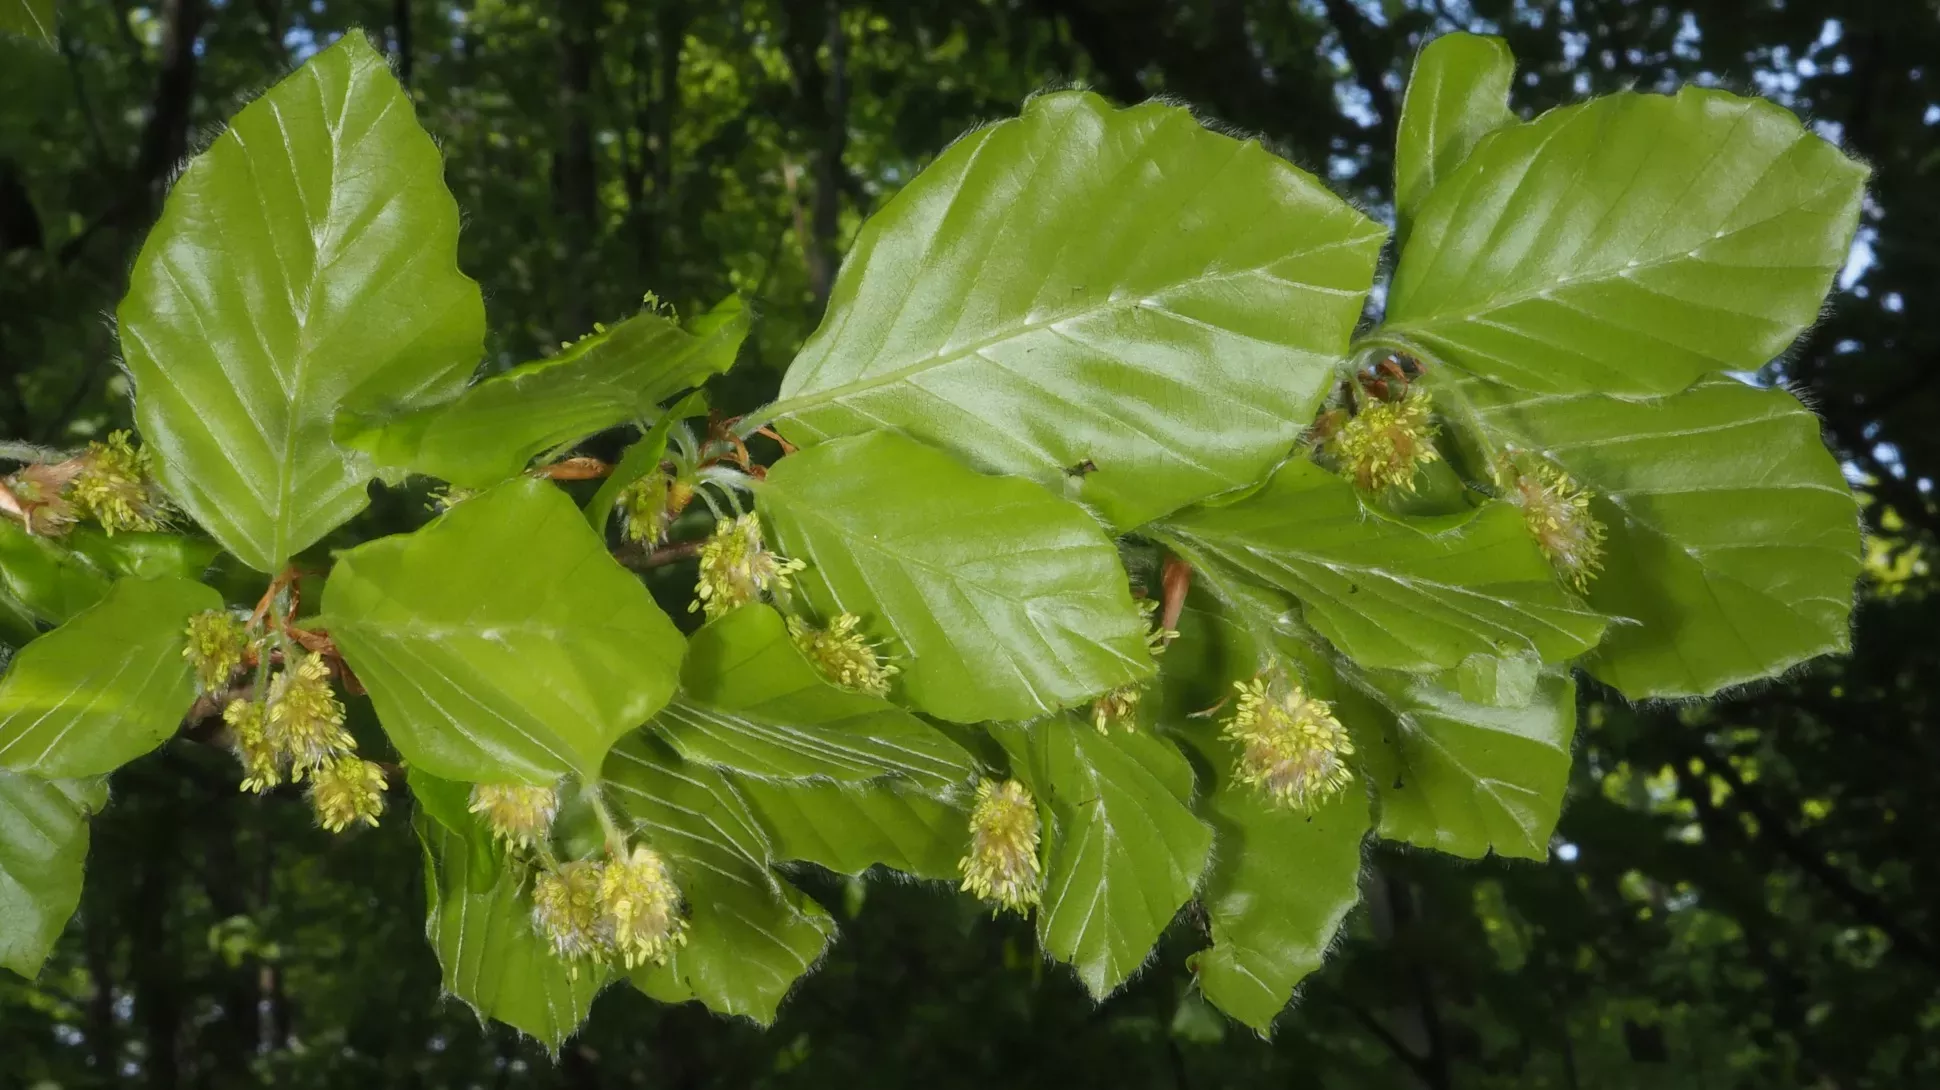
[780,0,851,315]
[1318,0,1399,152]
[134,0,207,216]
[552,0,602,335]
[391,0,414,86]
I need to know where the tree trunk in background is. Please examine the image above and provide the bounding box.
[133,0,206,217]
[391,0,414,86]
[552,0,601,335]
[131,823,183,1089]
[781,0,849,317]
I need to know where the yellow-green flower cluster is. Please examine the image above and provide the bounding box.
[530,844,689,974]
[1326,390,1441,493]
[618,470,695,547]
[224,652,384,834]
[183,610,250,692]
[597,845,688,968]
[1091,684,1143,733]
[691,514,805,619]
[224,698,280,793]
[789,613,897,697]
[1510,460,1606,592]
[70,431,166,533]
[531,861,607,970]
[959,779,1042,915]
[1222,676,1355,813]
[308,756,388,832]
[266,653,356,772]
[468,781,561,850]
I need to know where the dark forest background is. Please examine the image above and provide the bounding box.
[1,0,1937,1086]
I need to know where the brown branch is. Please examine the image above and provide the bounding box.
[533,456,613,481]
[1159,554,1192,637]
[617,540,701,570]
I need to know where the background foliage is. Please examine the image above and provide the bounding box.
[0,0,1935,1087]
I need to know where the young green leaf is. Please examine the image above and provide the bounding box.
[341,297,748,489]
[1385,86,1866,396]
[606,736,835,1024]
[996,719,1213,1000]
[0,0,54,47]
[0,519,113,639]
[119,33,486,572]
[769,90,1385,530]
[1394,32,1516,248]
[0,771,103,979]
[1463,374,1860,699]
[1159,588,1369,1032]
[736,777,969,879]
[0,576,220,778]
[415,792,606,1049]
[324,478,685,784]
[759,431,1155,724]
[1339,659,1575,860]
[1157,459,1608,675]
[657,605,976,790]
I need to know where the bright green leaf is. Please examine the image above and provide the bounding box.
[770,91,1385,530]
[1158,459,1608,674]
[1464,374,1860,698]
[1158,586,1369,1032]
[0,519,113,639]
[606,736,834,1024]
[0,0,54,47]
[1394,32,1515,248]
[760,431,1154,723]
[658,605,977,790]
[0,576,219,778]
[63,528,221,584]
[737,777,968,879]
[120,34,486,572]
[342,297,747,489]
[1340,660,1574,860]
[415,785,605,1049]
[1385,86,1866,396]
[0,770,102,979]
[996,719,1212,999]
[325,478,684,784]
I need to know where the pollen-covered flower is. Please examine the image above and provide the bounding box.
[1090,600,1174,733]
[467,781,561,850]
[183,610,249,692]
[532,861,607,972]
[1222,677,1355,813]
[265,653,354,774]
[1326,390,1441,493]
[959,779,1042,915]
[225,698,281,793]
[308,757,387,832]
[70,431,166,533]
[691,514,805,619]
[596,844,689,969]
[6,461,81,535]
[789,613,897,696]
[1510,460,1606,592]
[1092,683,1142,732]
[426,484,475,513]
[617,470,686,546]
